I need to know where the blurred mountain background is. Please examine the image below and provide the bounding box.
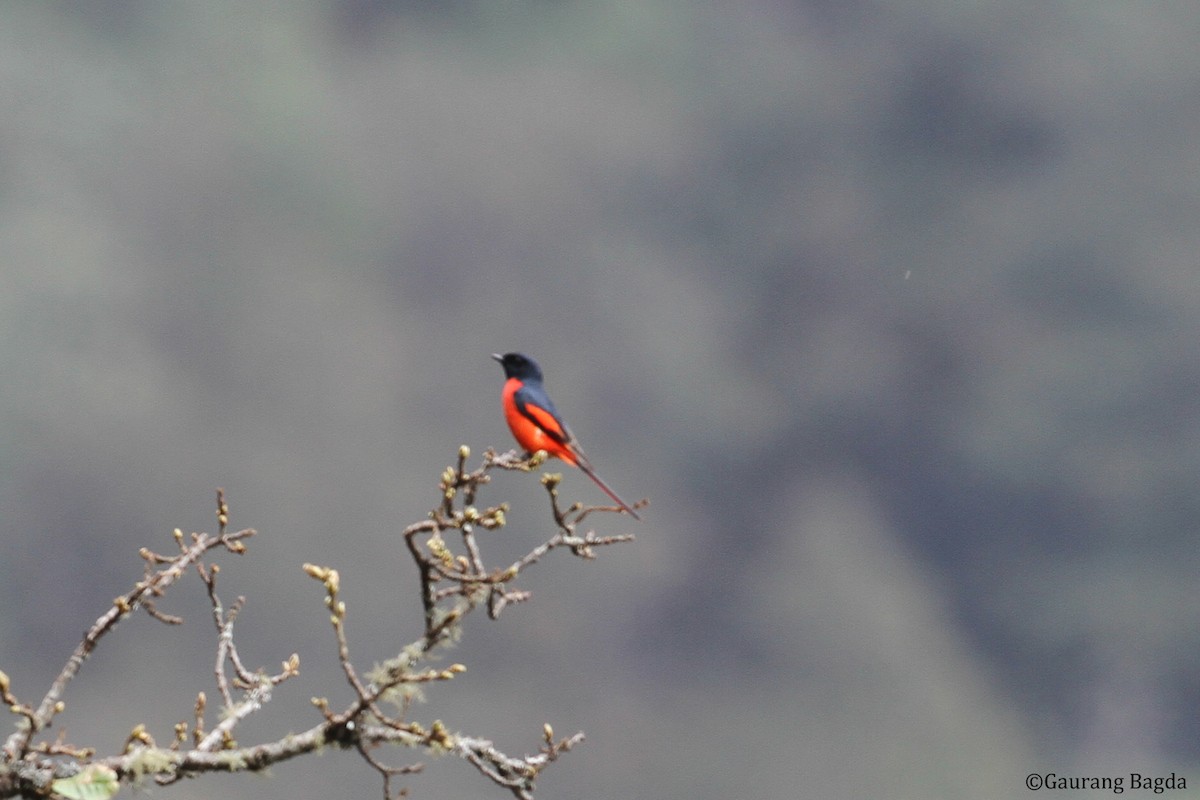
[2,2,1198,798]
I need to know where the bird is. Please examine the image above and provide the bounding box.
[492,352,641,520]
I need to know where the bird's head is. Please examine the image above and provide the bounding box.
[492,352,544,382]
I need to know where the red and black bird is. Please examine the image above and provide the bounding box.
[493,352,641,520]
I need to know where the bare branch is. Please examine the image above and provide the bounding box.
[1,524,255,763]
[0,446,639,799]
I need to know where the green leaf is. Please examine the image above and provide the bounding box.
[51,764,120,800]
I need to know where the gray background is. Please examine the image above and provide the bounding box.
[1,3,1197,798]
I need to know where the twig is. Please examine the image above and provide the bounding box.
[1,525,255,763]
[1,447,639,800]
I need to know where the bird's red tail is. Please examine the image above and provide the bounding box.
[577,462,642,520]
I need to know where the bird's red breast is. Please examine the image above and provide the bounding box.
[502,377,579,465]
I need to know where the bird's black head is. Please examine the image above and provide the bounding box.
[492,352,544,381]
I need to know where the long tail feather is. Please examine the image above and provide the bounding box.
[577,462,642,520]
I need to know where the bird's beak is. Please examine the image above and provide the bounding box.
[491,353,504,363]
